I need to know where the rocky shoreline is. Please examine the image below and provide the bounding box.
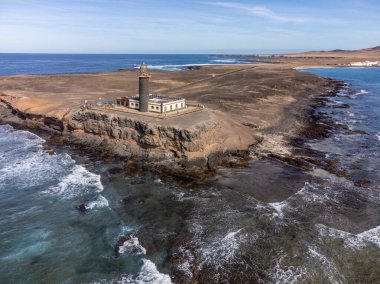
[0,101,252,186]
[0,76,345,186]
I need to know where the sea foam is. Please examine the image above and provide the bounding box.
[42,165,103,198]
[317,223,380,249]
[92,259,172,284]
[0,126,104,199]
[118,235,146,255]
[85,195,109,209]
[134,259,173,284]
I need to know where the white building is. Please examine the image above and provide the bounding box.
[128,94,186,113]
[349,60,380,67]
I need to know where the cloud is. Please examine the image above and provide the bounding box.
[203,2,308,23]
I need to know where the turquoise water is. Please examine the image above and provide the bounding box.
[1,67,380,283]
[0,126,173,283]
[301,68,380,186]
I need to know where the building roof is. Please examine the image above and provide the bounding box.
[131,94,184,104]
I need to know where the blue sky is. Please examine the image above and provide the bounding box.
[0,0,379,53]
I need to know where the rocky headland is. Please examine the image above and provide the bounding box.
[0,63,343,183]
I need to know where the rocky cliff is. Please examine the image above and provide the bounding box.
[66,109,254,182]
[0,95,252,182]
[66,110,238,174]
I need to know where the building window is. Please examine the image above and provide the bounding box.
[176,104,178,109]
[131,103,134,106]
[151,105,154,109]
[170,105,172,111]
[181,103,184,108]
[156,106,159,110]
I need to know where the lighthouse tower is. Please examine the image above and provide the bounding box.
[138,63,150,112]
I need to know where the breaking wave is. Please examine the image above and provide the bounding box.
[92,259,172,284]
[42,165,103,198]
[133,61,250,71]
[118,235,146,255]
[200,228,246,267]
[212,59,239,63]
[85,195,109,209]
[268,182,329,218]
[0,125,105,210]
[269,255,307,284]
[356,89,369,95]
[317,224,380,249]
[133,259,173,284]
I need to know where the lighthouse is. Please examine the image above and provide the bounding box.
[138,63,150,112]
[125,63,187,113]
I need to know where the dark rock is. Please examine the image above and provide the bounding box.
[335,123,349,130]
[186,66,201,70]
[242,122,259,129]
[323,159,347,177]
[268,154,313,171]
[124,160,145,176]
[108,167,124,175]
[114,235,131,253]
[207,151,224,170]
[332,103,350,109]
[354,178,372,187]
[75,203,88,213]
[130,178,145,185]
[345,129,368,135]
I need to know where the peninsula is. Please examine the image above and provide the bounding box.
[1,47,379,182]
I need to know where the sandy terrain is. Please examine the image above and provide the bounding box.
[250,46,380,67]
[0,46,376,175]
[0,64,331,156]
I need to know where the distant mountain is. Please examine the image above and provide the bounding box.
[321,46,380,53]
[325,46,380,53]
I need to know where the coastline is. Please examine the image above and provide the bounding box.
[0,63,344,184]
[2,57,380,283]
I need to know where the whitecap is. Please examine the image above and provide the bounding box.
[154,178,163,184]
[212,59,238,63]
[198,227,257,272]
[316,223,380,249]
[0,125,45,152]
[92,259,173,284]
[357,225,380,247]
[118,235,146,255]
[134,259,173,284]
[307,245,343,283]
[269,202,287,218]
[85,195,109,209]
[376,132,380,141]
[174,247,194,279]
[134,62,249,72]
[269,255,308,284]
[0,150,74,190]
[267,182,325,218]
[42,165,103,198]
[356,89,369,95]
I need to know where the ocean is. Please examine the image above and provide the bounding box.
[0,57,380,283]
[0,54,254,76]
